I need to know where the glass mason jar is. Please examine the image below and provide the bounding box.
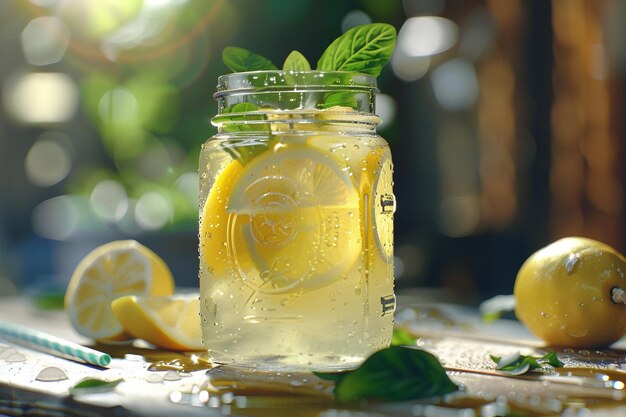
[199,70,395,371]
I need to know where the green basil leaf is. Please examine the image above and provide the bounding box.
[313,371,349,382]
[490,351,563,375]
[222,102,260,114]
[317,92,359,110]
[218,102,270,164]
[317,23,396,77]
[222,46,277,72]
[70,378,122,395]
[512,357,540,371]
[499,362,531,376]
[220,103,267,133]
[283,50,311,71]
[390,328,417,346]
[542,351,564,368]
[330,346,458,403]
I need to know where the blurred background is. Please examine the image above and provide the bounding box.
[0,0,624,304]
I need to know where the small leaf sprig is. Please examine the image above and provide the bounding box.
[217,23,396,164]
[222,23,396,77]
[490,351,564,375]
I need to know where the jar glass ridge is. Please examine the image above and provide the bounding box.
[199,70,395,371]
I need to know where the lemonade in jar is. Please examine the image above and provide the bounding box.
[199,24,396,371]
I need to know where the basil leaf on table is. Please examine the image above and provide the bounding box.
[317,23,396,77]
[542,351,564,368]
[70,378,122,395]
[283,50,311,71]
[315,346,458,403]
[490,351,563,375]
[222,46,277,72]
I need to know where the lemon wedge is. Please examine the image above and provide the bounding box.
[111,294,203,351]
[200,144,361,294]
[64,240,175,341]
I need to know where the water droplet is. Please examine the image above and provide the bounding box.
[163,371,181,381]
[5,353,26,363]
[36,366,68,382]
[0,347,19,360]
[146,373,163,383]
[222,392,234,404]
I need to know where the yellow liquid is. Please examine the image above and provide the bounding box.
[199,129,394,371]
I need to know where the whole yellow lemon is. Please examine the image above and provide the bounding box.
[514,237,626,347]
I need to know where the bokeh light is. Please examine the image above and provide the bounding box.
[174,172,199,207]
[53,0,144,40]
[32,195,81,240]
[391,50,430,82]
[100,0,192,60]
[98,87,139,125]
[21,16,70,66]
[89,179,129,224]
[431,58,479,111]
[3,72,79,124]
[25,132,72,187]
[341,10,372,33]
[397,16,458,57]
[135,191,172,231]
[376,94,397,129]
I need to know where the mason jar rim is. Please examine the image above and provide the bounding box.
[214,70,379,99]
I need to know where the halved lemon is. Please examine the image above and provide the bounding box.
[200,144,361,294]
[64,240,175,341]
[111,294,203,351]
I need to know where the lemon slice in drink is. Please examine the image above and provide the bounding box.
[201,145,361,294]
[370,150,395,262]
[200,160,244,277]
[111,294,203,351]
[65,240,175,341]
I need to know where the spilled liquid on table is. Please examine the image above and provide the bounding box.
[88,328,626,416]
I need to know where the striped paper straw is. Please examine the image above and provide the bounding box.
[0,321,111,367]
